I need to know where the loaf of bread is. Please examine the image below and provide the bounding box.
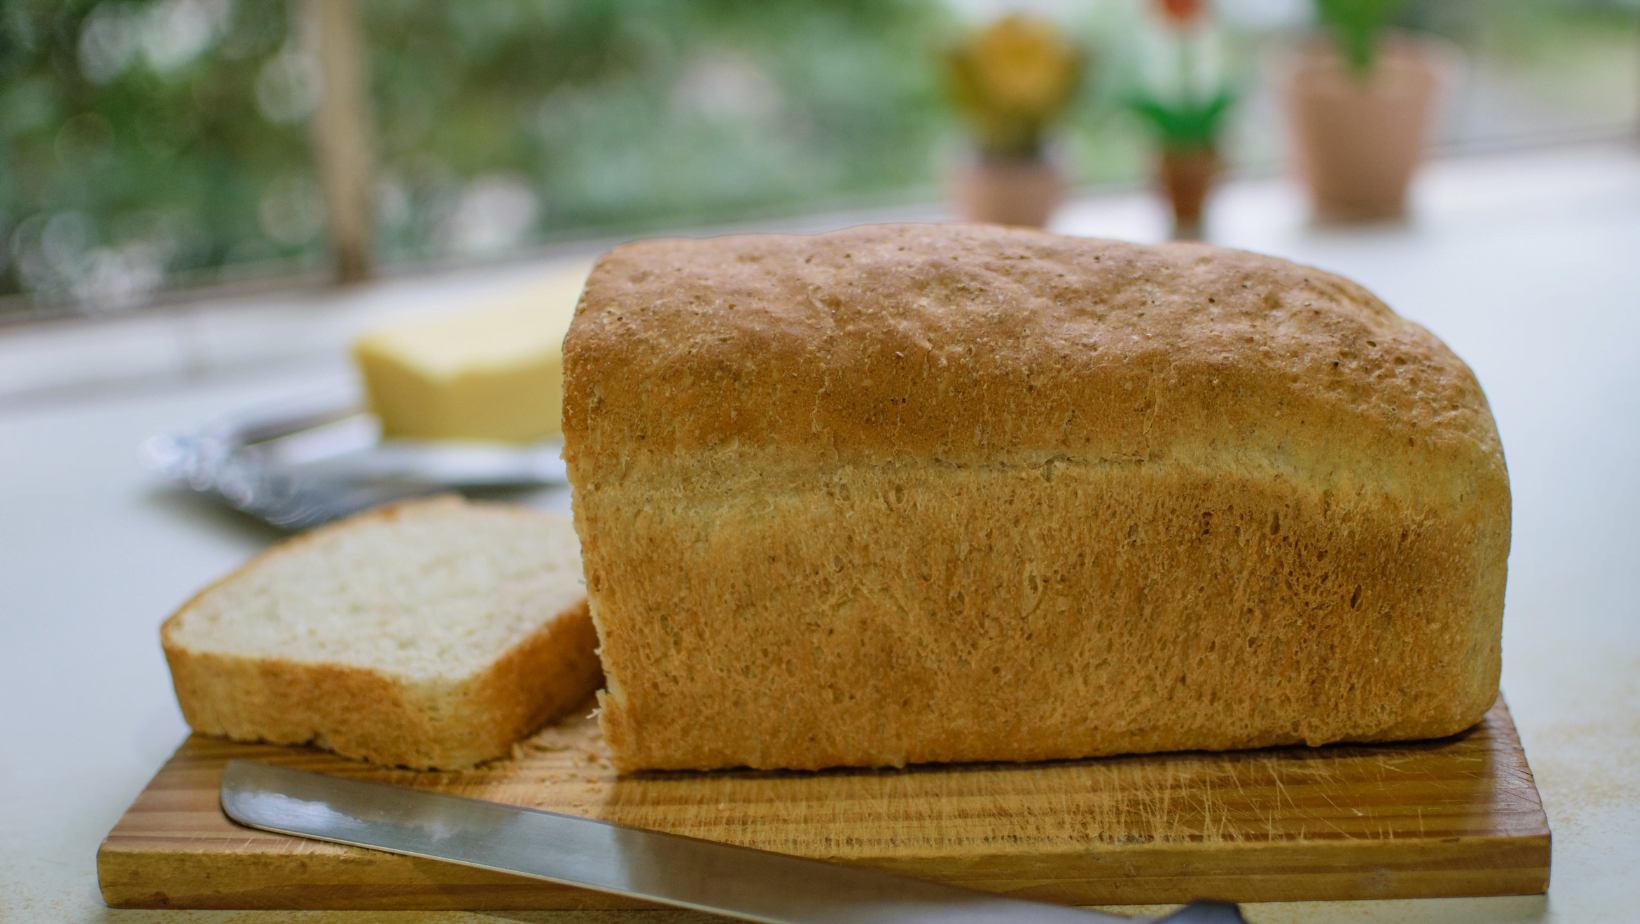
[162,497,600,769]
[563,223,1509,772]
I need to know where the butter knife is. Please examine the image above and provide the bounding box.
[221,760,1243,923]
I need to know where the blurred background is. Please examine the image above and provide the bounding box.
[2,0,1635,319]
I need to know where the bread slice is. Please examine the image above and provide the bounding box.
[162,496,600,770]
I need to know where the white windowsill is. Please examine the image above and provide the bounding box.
[4,141,1635,410]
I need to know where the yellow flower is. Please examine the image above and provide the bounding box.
[947,16,1081,160]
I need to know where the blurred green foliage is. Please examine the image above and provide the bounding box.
[1,0,312,307]
[0,0,955,310]
[364,0,953,264]
[1401,0,1640,125]
[0,0,1634,315]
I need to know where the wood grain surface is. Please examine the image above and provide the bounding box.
[98,696,1549,910]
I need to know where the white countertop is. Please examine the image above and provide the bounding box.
[2,144,1637,924]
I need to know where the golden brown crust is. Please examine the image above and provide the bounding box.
[164,603,599,769]
[564,224,1510,772]
[161,498,601,770]
[564,224,1503,493]
[468,598,602,763]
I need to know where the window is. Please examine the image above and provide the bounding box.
[3,0,1635,319]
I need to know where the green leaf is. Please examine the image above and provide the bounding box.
[1127,88,1233,149]
[1313,0,1411,80]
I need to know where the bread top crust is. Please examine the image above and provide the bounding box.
[564,223,1506,506]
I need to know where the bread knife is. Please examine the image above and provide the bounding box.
[222,760,1243,923]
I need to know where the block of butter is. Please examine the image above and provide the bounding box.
[354,261,592,442]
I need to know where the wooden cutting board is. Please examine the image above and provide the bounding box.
[99,696,1549,910]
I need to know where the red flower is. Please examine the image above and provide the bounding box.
[1158,0,1207,26]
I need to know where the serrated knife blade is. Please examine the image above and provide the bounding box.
[221,760,1243,924]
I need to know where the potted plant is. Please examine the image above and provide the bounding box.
[1285,0,1446,222]
[1129,0,1234,240]
[945,15,1081,228]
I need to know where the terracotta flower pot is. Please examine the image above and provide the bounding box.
[954,157,1065,228]
[1285,33,1451,223]
[1158,147,1219,240]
